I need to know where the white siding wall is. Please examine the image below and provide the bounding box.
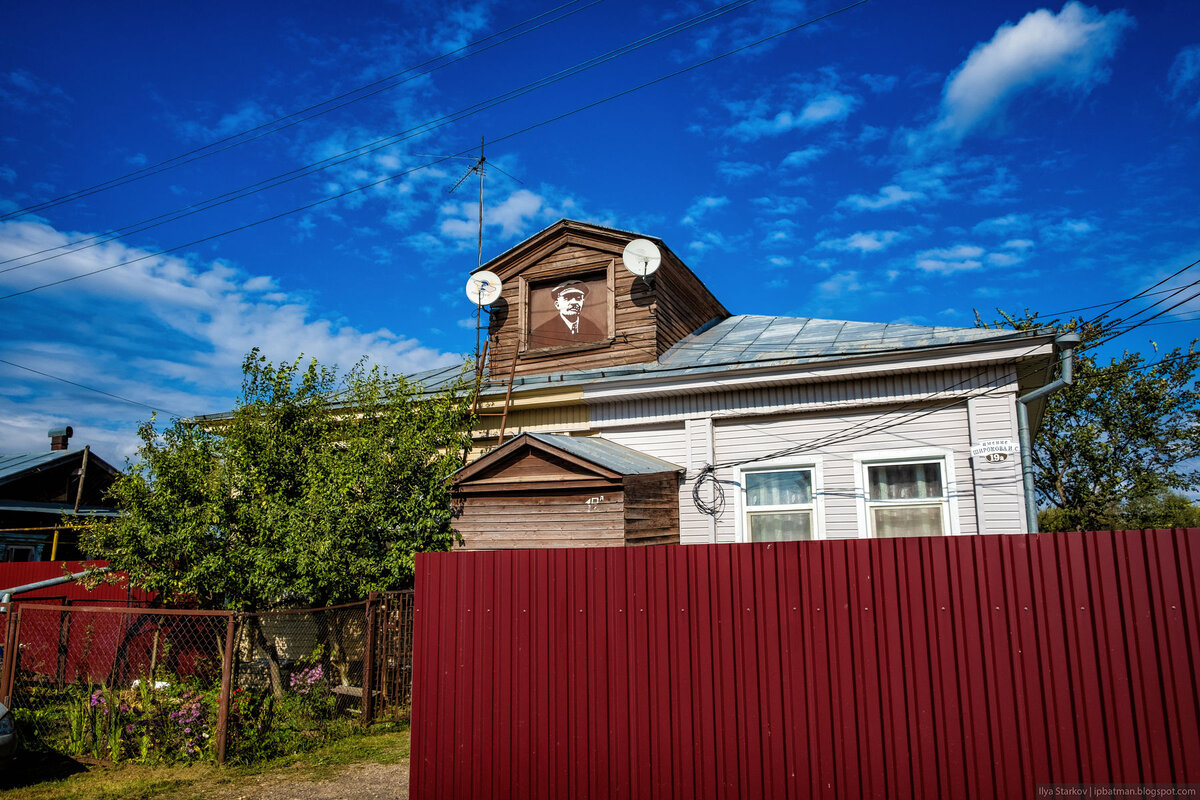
[589,367,1026,543]
[710,404,975,541]
[601,421,717,545]
[967,394,1027,533]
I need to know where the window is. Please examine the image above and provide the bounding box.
[4,545,37,562]
[864,459,949,538]
[742,468,816,542]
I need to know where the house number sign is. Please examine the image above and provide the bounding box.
[970,439,1019,463]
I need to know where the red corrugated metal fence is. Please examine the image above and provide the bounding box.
[411,530,1200,799]
[0,560,154,605]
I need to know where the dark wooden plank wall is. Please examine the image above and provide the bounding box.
[653,250,730,357]
[453,488,626,550]
[484,225,728,380]
[622,473,680,546]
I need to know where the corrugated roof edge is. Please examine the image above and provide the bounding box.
[526,432,684,474]
[0,449,121,486]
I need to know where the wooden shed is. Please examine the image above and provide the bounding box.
[450,433,683,550]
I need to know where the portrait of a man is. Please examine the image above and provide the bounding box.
[528,278,607,349]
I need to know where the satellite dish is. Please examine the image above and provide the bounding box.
[622,239,661,278]
[465,270,503,306]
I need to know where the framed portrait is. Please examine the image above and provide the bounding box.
[525,271,610,351]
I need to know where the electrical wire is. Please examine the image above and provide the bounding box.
[0,0,601,224]
[0,358,186,417]
[691,275,1200,516]
[0,0,770,274]
[0,0,871,302]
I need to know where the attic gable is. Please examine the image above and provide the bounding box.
[475,219,728,381]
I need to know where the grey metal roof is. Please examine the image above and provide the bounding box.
[0,450,86,487]
[407,314,1048,396]
[524,433,682,475]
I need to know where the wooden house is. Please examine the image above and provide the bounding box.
[0,427,120,561]
[429,218,1065,548]
[451,433,681,549]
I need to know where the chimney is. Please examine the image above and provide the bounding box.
[49,426,73,451]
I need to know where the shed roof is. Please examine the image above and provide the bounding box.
[453,432,682,483]
[524,433,683,475]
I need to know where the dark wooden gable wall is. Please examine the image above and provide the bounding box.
[480,220,729,380]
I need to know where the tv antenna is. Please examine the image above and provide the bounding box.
[449,137,524,388]
[448,136,523,272]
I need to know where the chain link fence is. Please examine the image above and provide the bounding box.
[0,591,415,766]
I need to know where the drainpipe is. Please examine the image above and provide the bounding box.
[1016,330,1082,533]
[0,566,110,607]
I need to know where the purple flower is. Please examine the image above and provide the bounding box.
[125,724,135,734]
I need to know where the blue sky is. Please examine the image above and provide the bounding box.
[1,0,1198,462]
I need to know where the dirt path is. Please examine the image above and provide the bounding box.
[205,760,409,800]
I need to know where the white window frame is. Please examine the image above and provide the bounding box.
[853,448,962,538]
[735,457,825,542]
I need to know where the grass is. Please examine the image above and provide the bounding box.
[0,723,410,800]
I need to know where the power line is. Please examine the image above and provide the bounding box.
[0,0,871,302]
[0,0,600,224]
[0,0,768,274]
[0,358,186,417]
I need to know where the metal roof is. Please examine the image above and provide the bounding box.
[405,314,1049,396]
[0,450,88,487]
[0,500,120,517]
[524,433,682,475]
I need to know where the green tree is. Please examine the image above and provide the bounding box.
[980,311,1200,532]
[85,349,474,609]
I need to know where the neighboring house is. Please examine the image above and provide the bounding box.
[421,219,1065,548]
[0,427,120,561]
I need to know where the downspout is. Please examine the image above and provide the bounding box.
[0,566,110,606]
[1016,331,1082,533]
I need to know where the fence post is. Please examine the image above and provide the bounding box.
[361,592,379,727]
[0,605,11,707]
[215,611,237,765]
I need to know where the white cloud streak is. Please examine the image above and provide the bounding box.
[1168,45,1200,118]
[928,2,1134,144]
[0,220,459,458]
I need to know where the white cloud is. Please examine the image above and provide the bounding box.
[0,220,460,457]
[816,270,862,298]
[440,188,566,242]
[974,213,1032,235]
[928,2,1134,144]
[176,101,274,142]
[915,244,986,273]
[780,147,827,169]
[727,91,858,140]
[682,195,730,226]
[818,230,906,253]
[986,251,1024,267]
[1041,217,1097,242]
[717,161,765,181]
[1003,238,1035,250]
[860,74,898,93]
[1168,45,1200,118]
[841,184,925,211]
